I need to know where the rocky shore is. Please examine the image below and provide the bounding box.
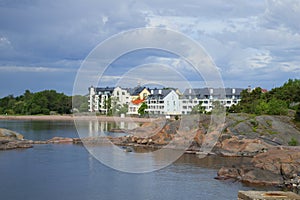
[1,113,300,193]
[110,114,300,192]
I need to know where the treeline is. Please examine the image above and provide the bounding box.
[229,79,300,120]
[0,90,88,115]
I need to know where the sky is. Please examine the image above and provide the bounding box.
[0,0,300,97]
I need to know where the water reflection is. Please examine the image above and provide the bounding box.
[86,120,141,137]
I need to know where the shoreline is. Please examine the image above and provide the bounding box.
[0,115,155,123]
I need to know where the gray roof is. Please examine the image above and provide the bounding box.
[182,88,244,99]
[147,89,173,99]
[128,86,148,96]
[95,87,114,93]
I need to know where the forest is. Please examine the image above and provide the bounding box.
[0,90,87,115]
[228,79,300,121]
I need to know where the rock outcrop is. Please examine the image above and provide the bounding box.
[0,128,24,141]
[216,146,300,190]
[0,128,32,150]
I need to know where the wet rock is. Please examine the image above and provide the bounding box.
[0,128,32,150]
[217,166,241,180]
[47,137,73,144]
[216,166,283,186]
[0,140,33,150]
[0,128,24,141]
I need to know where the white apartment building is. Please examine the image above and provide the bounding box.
[88,86,114,113]
[181,88,243,114]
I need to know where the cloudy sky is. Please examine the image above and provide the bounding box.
[0,0,300,96]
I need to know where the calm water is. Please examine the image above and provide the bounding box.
[0,120,273,200]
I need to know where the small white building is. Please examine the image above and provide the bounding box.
[146,89,181,115]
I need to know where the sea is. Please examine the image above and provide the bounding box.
[0,120,277,200]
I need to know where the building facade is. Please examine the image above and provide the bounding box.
[88,86,114,113]
[112,86,131,106]
[146,89,181,115]
[127,87,150,115]
[180,88,243,114]
[88,86,244,116]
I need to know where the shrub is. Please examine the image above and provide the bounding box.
[288,137,298,146]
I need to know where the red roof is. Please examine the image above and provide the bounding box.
[132,98,144,105]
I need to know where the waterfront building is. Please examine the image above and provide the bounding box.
[88,85,244,116]
[181,88,243,114]
[88,86,114,113]
[146,88,181,116]
[127,87,150,115]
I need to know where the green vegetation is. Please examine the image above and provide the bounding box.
[288,137,299,146]
[102,97,128,116]
[138,102,148,116]
[0,90,87,115]
[72,95,88,113]
[295,105,300,122]
[229,79,300,115]
[191,102,206,114]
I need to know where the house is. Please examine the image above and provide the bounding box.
[128,86,150,101]
[127,86,150,115]
[146,88,181,116]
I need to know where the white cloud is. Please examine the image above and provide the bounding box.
[1,0,300,94]
[0,66,74,73]
[279,62,300,72]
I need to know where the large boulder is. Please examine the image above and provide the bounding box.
[216,136,270,156]
[216,146,300,187]
[0,128,32,150]
[252,146,300,178]
[0,128,24,141]
[217,166,283,186]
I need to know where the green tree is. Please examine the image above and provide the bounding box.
[191,102,205,114]
[138,102,148,116]
[72,95,88,111]
[211,100,225,115]
[239,87,263,113]
[267,98,288,115]
[295,105,300,122]
[255,100,269,115]
[0,89,72,115]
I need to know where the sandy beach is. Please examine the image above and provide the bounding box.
[0,115,154,123]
